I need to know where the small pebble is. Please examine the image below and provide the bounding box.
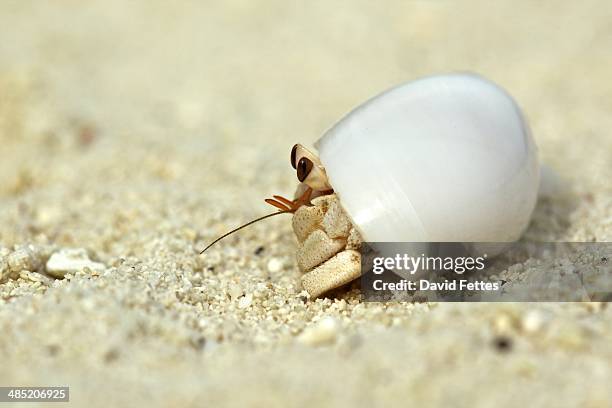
[45,248,105,278]
[492,313,516,334]
[254,246,265,256]
[267,258,283,273]
[0,260,8,282]
[521,310,547,334]
[238,294,253,309]
[228,283,243,300]
[7,246,42,273]
[19,271,51,285]
[298,316,339,346]
[492,335,513,353]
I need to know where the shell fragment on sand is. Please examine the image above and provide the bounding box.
[46,248,106,278]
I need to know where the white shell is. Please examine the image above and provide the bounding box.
[315,73,539,243]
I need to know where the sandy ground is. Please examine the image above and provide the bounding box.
[0,1,611,407]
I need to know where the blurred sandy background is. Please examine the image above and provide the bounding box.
[0,1,611,407]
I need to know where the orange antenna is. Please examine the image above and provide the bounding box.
[199,188,313,255]
[199,210,292,254]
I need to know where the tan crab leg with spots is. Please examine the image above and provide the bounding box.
[291,194,363,298]
[301,250,362,298]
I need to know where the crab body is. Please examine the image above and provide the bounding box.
[291,194,363,298]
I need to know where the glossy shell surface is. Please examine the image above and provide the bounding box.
[315,73,539,243]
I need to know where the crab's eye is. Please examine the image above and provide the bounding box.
[291,144,298,169]
[297,157,313,182]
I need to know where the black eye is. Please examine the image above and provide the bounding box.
[297,157,313,182]
[290,144,298,169]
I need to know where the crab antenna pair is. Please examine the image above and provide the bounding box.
[199,188,312,254]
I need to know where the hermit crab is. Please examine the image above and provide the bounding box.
[202,73,540,298]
